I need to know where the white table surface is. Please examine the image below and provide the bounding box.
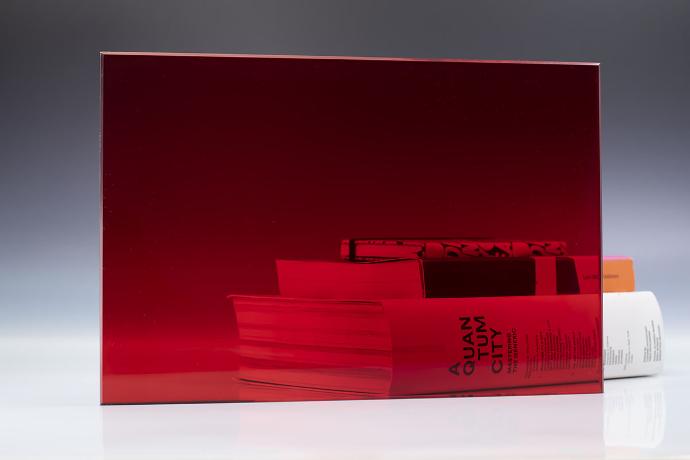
[1,334,688,459]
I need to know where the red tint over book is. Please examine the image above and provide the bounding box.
[101,53,601,404]
[230,295,602,400]
[277,258,582,298]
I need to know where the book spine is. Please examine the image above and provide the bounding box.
[603,291,663,379]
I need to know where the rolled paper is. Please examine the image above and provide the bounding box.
[603,291,663,379]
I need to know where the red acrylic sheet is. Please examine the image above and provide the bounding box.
[101,53,602,404]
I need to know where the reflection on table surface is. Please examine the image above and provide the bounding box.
[0,336,688,459]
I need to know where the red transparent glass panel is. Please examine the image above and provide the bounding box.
[101,53,601,404]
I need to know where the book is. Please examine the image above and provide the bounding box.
[229,294,602,398]
[603,291,663,379]
[230,291,660,401]
[279,256,634,298]
[277,257,581,299]
[341,238,568,261]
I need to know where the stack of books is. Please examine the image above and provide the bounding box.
[228,239,663,401]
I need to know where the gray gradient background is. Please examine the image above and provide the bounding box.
[1,0,689,338]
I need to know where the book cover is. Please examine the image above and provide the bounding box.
[230,294,602,400]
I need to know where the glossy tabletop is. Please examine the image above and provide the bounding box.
[1,333,688,459]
